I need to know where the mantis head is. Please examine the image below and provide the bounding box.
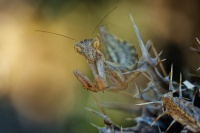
[74,37,99,61]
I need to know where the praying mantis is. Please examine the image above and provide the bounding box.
[73,16,144,92]
[73,25,138,92]
[73,15,165,92]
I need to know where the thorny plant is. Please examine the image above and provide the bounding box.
[74,14,200,133]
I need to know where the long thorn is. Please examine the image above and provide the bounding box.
[169,64,175,92]
[134,84,143,99]
[179,73,182,98]
[92,93,107,115]
[151,42,167,76]
[165,120,176,132]
[170,64,173,83]
[151,111,168,126]
[85,107,108,120]
[195,37,200,45]
[90,123,100,128]
[142,72,168,92]
[136,101,162,106]
[158,126,162,133]
[129,14,149,57]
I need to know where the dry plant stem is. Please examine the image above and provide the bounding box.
[92,93,107,115]
[76,15,200,133]
[88,93,139,133]
[150,72,200,132]
[135,56,200,132]
[162,93,200,132]
[151,42,167,77]
[129,15,168,93]
[74,15,168,93]
[142,72,169,93]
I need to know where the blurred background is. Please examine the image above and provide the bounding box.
[0,0,200,133]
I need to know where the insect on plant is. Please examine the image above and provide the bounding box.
[36,8,140,92]
[73,26,139,92]
[137,66,200,132]
[36,10,200,132]
[78,14,200,133]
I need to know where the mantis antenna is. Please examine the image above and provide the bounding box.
[35,30,77,41]
[35,7,117,41]
[90,7,117,37]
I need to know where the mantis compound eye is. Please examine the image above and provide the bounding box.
[74,45,82,53]
[92,37,99,48]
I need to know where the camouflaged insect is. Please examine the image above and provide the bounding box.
[161,92,200,132]
[73,24,139,92]
[76,14,200,133]
[147,70,200,132]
